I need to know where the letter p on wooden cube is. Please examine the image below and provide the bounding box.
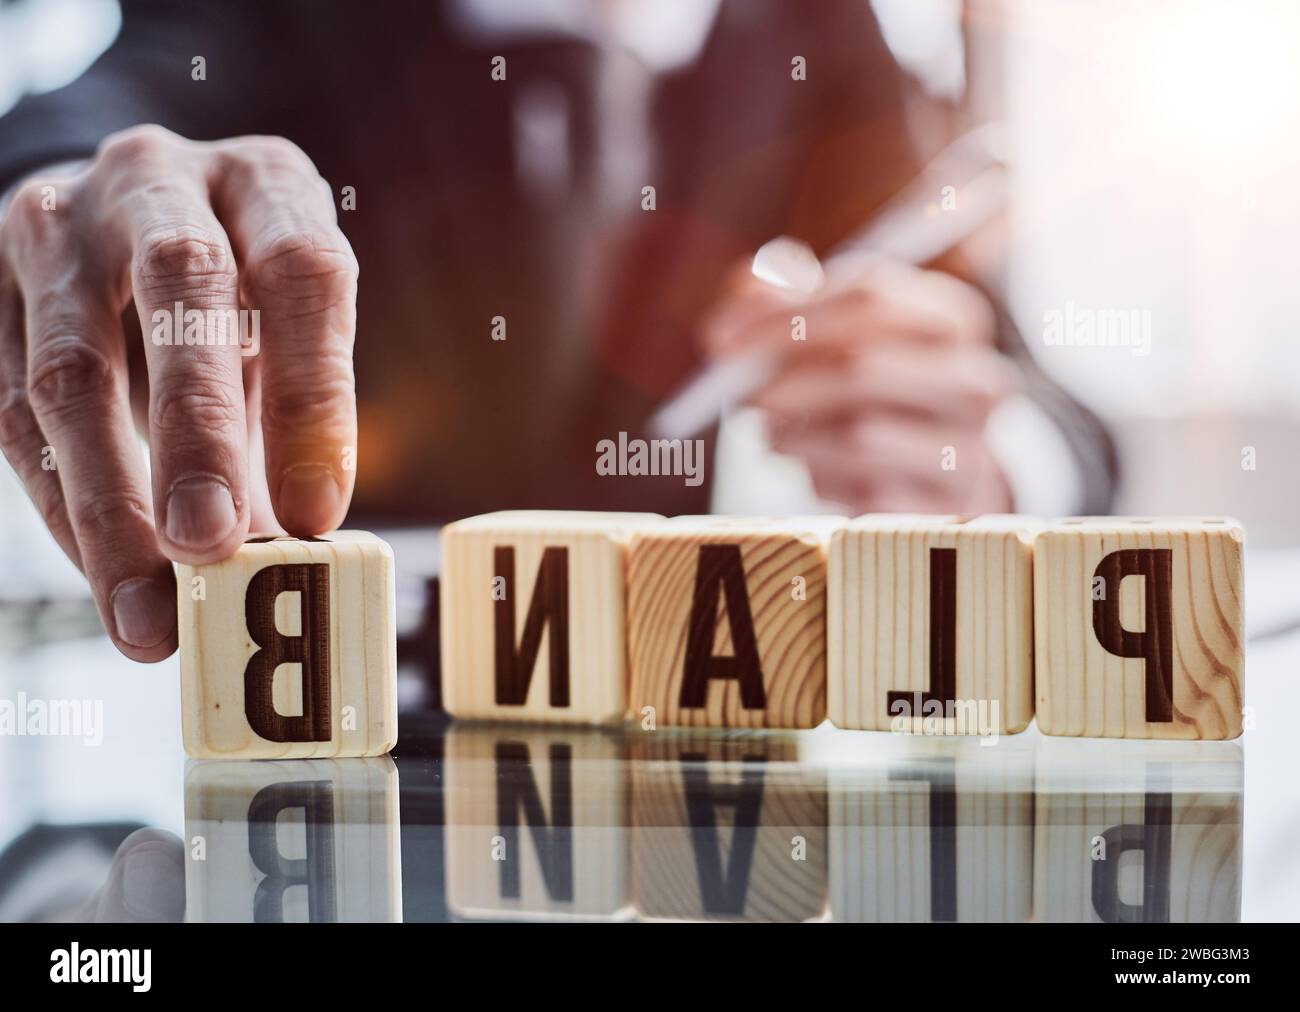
[440,511,663,723]
[178,532,397,759]
[1035,518,1245,739]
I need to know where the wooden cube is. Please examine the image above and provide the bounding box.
[626,517,836,729]
[184,757,402,922]
[1034,518,1245,739]
[630,732,828,922]
[827,515,1036,735]
[440,511,663,724]
[177,532,397,759]
[1033,737,1242,921]
[444,725,630,920]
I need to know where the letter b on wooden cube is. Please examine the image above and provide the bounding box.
[440,512,663,723]
[1035,518,1245,739]
[178,532,397,759]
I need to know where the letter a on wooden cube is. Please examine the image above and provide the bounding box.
[178,532,397,759]
[440,511,663,723]
[627,517,834,728]
[1035,517,1245,739]
[827,515,1036,735]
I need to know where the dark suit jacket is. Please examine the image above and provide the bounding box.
[0,0,1116,521]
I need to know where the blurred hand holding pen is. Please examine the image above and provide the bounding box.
[653,124,1018,519]
[649,124,1010,441]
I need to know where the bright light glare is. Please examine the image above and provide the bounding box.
[1143,1,1300,167]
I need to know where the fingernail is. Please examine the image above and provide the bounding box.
[165,476,238,550]
[111,577,174,649]
[278,464,342,532]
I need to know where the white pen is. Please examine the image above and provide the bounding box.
[647,124,1008,440]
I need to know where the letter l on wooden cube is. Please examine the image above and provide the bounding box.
[178,532,397,759]
[827,515,1037,734]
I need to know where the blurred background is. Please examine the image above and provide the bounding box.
[4,0,1300,555]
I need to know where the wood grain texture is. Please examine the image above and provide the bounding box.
[440,511,663,724]
[829,752,1034,922]
[1032,738,1242,922]
[1034,518,1244,739]
[627,517,835,729]
[177,531,397,759]
[444,725,630,920]
[630,732,828,922]
[184,757,401,922]
[827,515,1036,735]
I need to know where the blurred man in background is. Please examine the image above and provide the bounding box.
[0,0,1114,660]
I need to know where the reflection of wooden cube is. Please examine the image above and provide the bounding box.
[184,757,401,922]
[827,515,1036,735]
[444,726,630,921]
[177,532,397,759]
[1035,518,1245,739]
[627,518,836,729]
[440,512,663,724]
[630,733,828,922]
[1033,738,1243,922]
[828,737,1036,922]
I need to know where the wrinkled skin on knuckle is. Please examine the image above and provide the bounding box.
[27,338,117,419]
[261,368,356,446]
[96,126,182,173]
[134,226,237,304]
[149,379,245,448]
[70,492,152,547]
[247,229,358,309]
[252,230,358,287]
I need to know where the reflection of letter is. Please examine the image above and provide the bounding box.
[495,741,573,901]
[682,755,765,915]
[1092,549,1173,722]
[1091,793,1172,923]
[680,545,765,709]
[248,781,337,923]
[184,758,401,923]
[445,727,627,919]
[494,547,569,707]
[889,763,957,922]
[831,754,1034,923]
[1033,739,1240,923]
[244,564,331,742]
[632,735,828,922]
[888,548,956,718]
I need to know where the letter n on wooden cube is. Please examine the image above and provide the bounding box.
[1035,517,1245,739]
[627,517,835,728]
[177,532,397,759]
[827,515,1036,734]
[440,512,663,723]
